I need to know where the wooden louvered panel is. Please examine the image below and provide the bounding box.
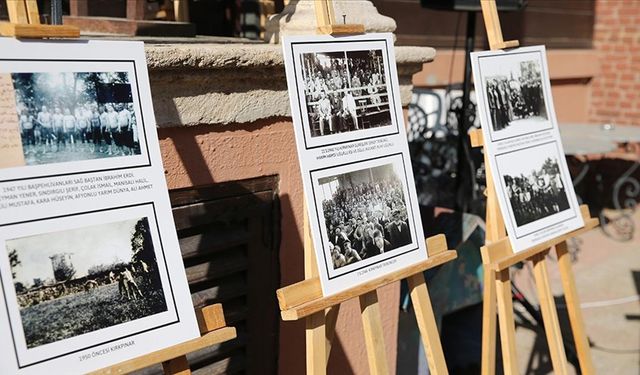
[133,176,279,375]
[184,249,249,284]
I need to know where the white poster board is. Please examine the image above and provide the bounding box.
[283,33,428,296]
[0,39,199,374]
[471,45,584,252]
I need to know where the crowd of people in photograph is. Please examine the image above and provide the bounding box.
[322,178,412,269]
[503,159,570,226]
[303,51,391,136]
[18,101,139,157]
[486,61,546,131]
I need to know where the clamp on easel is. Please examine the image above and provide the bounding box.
[314,0,365,35]
[0,0,79,38]
[472,1,596,374]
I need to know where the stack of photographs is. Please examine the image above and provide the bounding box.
[283,34,428,296]
[471,46,584,252]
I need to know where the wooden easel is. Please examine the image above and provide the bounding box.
[278,211,456,375]
[473,1,596,374]
[277,3,455,374]
[1,5,237,372]
[0,0,79,38]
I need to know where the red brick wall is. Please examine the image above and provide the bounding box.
[589,0,640,125]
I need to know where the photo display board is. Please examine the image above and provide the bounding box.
[283,33,428,296]
[0,39,199,374]
[471,45,584,252]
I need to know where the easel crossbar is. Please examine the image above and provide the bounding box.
[88,327,237,375]
[483,206,598,271]
[280,250,456,320]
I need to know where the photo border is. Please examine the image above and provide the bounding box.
[309,152,420,280]
[494,140,578,239]
[290,39,401,150]
[477,50,554,143]
[0,59,152,183]
[0,201,179,369]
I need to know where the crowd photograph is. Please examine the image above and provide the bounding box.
[301,49,392,137]
[12,71,142,166]
[317,163,413,270]
[7,217,167,348]
[484,59,548,132]
[502,156,570,227]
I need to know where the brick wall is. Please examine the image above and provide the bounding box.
[589,0,640,125]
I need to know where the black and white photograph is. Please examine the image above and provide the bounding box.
[301,49,392,138]
[472,46,583,252]
[317,162,413,271]
[11,71,142,166]
[475,50,554,142]
[502,156,570,227]
[285,34,427,296]
[6,217,167,349]
[495,141,576,234]
[484,59,547,132]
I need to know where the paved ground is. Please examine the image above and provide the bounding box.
[512,208,640,374]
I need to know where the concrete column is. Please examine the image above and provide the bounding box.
[264,0,397,43]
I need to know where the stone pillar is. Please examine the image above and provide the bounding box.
[264,0,397,43]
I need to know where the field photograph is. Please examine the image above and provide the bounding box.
[7,217,167,348]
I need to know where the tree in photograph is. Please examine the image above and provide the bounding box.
[8,249,20,279]
[541,157,560,176]
[131,218,155,267]
[50,253,76,282]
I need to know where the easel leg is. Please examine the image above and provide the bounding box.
[495,269,519,375]
[556,241,595,374]
[306,311,328,375]
[162,355,191,375]
[359,290,390,375]
[325,305,340,361]
[407,273,448,375]
[531,252,569,375]
[481,262,497,375]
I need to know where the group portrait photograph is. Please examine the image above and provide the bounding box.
[11,71,142,166]
[481,54,551,138]
[300,49,393,138]
[316,162,413,271]
[498,146,572,228]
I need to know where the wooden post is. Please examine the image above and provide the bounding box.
[556,240,596,374]
[174,0,190,22]
[531,252,569,375]
[304,206,329,375]
[24,0,40,24]
[1,0,80,37]
[162,356,191,375]
[407,273,449,374]
[479,0,519,50]
[495,268,518,374]
[6,0,29,24]
[480,146,504,375]
[359,290,390,375]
